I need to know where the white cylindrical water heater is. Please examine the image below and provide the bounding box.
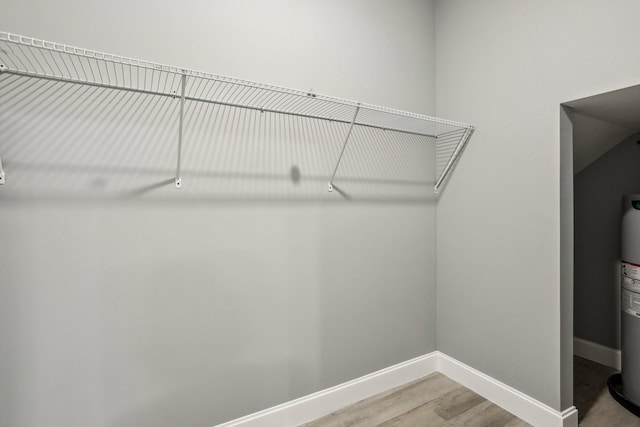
[610,195,640,415]
[622,196,640,402]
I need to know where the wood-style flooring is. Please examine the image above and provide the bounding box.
[302,356,640,426]
[574,356,640,426]
[301,372,530,426]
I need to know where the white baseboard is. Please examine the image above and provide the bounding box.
[574,337,621,370]
[214,352,439,427]
[215,351,577,427]
[437,352,577,427]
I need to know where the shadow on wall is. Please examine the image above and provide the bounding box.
[0,74,437,204]
[574,132,640,350]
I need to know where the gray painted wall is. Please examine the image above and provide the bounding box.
[434,0,640,411]
[574,133,640,350]
[0,1,437,426]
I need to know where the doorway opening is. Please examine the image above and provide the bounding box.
[562,85,640,423]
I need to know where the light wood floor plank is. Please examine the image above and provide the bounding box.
[376,400,447,427]
[439,399,520,427]
[376,380,487,427]
[433,384,487,421]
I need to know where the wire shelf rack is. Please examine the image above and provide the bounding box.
[0,31,474,194]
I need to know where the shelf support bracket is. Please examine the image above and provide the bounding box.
[0,155,5,185]
[434,126,475,194]
[175,73,187,189]
[328,104,360,192]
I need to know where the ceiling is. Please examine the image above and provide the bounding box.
[564,84,640,173]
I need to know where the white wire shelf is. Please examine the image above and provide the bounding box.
[0,31,474,194]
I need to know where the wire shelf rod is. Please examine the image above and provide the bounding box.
[1,69,441,142]
[435,128,468,139]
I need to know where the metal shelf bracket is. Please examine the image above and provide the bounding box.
[434,126,475,194]
[175,73,186,189]
[328,104,360,192]
[0,155,5,185]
